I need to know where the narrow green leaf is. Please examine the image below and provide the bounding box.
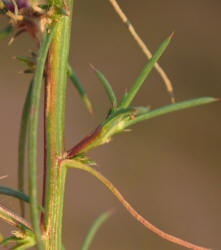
[0,186,29,203]
[91,64,117,108]
[80,210,112,250]
[0,236,17,246]
[23,70,34,74]
[0,25,13,40]
[38,4,50,10]
[28,24,56,250]
[11,243,32,250]
[16,56,35,67]
[13,244,31,250]
[18,79,33,217]
[67,64,93,114]
[120,34,173,108]
[119,91,128,107]
[124,97,217,128]
[0,186,44,212]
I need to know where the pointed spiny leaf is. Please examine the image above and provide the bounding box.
[90,64,117,109]
[67,64,93,114]
[120,34,172,108]
[124,97,217,128]
[80,209,112,250]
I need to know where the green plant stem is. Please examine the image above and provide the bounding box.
[28,26,56,250]
[43,1,73,249]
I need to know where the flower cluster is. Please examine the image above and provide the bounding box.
[2,0,29,12]
[0,0,49,44]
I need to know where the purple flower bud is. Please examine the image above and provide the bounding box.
[2,0,28,12]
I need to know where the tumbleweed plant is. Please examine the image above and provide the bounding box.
[0,0,217,249]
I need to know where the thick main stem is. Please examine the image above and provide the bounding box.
[43,1,73,248]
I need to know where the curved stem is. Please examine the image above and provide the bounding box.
[63,159,210,250]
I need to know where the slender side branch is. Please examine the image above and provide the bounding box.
[62,159,210,250]
[109,0,175,103]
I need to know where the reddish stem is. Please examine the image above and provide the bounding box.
[66,125,101,159]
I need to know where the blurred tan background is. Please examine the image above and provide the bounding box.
[0,0,221,249]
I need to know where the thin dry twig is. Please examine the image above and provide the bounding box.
[64,159,210,250]
[109,0,175,103]
[0,175,8,180]
[0,204,32,230]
